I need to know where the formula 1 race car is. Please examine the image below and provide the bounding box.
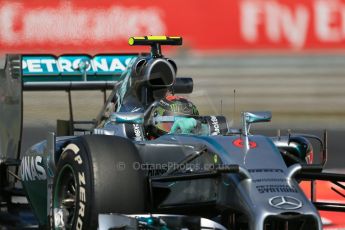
[0,36,345,230]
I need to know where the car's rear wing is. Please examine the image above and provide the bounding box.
[21,53,139,91]
[0,53,140,161]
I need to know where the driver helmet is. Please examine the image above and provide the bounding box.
[149,95,199,136]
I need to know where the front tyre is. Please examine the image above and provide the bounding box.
[52,136,147,230]
[52,139,94,230]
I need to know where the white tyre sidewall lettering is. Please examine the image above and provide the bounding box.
[54,143,87,230]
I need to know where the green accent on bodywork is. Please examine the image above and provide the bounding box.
[22,75,121,83]
[222,181,230,186]
[21,147,50,225]
[115,57,139,112]
[213,154,218,164]
[290,144,305,158]
[22,55,138,80]
[22,172,48,225]
[287,137,310,159]
[115,116,144,124]
[23,180,48,224]
[109,112,144,124]
[168,182,176,187]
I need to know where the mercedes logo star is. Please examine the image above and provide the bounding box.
[268,196,302,210]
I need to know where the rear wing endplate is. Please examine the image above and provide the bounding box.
[0,55,22,161]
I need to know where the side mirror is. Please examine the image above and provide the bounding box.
[109,112,144,124]
[242,111,271,135]
[244,111,271,124]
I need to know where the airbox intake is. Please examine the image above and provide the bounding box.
[143,58,175,88]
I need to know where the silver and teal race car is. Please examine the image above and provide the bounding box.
[0,36,344,230]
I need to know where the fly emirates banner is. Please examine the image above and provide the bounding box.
[1,0,345,53]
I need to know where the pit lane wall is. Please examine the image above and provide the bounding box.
[1,0,345,53]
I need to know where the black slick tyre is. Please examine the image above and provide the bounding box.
[52,135,147,230]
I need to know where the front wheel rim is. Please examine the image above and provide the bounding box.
[53,165,77,230]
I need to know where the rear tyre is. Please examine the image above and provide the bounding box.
[52,135,147,230]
